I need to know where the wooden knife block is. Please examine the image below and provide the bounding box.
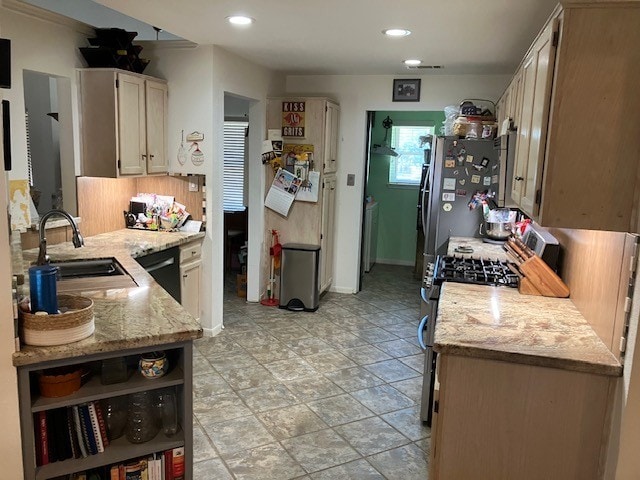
[506,239,570,298]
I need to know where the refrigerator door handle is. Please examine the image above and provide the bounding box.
[421,165,430,238]
[417,314,429,350]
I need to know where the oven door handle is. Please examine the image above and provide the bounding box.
[417,314,429,350]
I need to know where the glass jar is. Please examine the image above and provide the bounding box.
[101,396,127,441]
[157,388,178,436]
[125,391,159,443]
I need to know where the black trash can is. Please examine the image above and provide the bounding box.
[279,243,320,312]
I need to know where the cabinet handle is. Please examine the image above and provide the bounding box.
[183,274,188,278]
[142,154,147,159]
[149,154,155,159]
[514,176,524,181]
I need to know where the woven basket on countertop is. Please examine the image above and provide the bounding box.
[20,294,95,346]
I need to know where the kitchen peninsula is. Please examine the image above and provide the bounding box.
[428,237,622,479]
[15,229,204,480]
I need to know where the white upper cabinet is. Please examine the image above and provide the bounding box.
[79,69,168,178]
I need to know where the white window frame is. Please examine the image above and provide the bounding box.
[389,122,435,186]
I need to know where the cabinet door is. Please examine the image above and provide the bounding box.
[180,261,201,320]
[117,73,146,176]
[145,80,169,174]
[323,102,340,173]
[320,175,336,292]
[511,20,558,216]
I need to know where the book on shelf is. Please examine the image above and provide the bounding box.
[72,405,89,458]
[35,410,49,466]
[78,403,98,455]
[88,402,105,453]
[163,449,172,480]
[93,401,110,448]
[171,447,185,480]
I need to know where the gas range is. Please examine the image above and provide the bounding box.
[424,255,519,289]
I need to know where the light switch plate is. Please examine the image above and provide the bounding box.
[189,180,199,192]
[347,174,355,186]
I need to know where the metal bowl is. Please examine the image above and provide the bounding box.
[483,221,512,240]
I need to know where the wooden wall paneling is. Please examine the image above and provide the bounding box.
[136,175,204,221]
[76,176,136,237]
[434,354,612,480]
[550,228,627,355]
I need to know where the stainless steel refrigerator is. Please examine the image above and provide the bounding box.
[420,135,515,266]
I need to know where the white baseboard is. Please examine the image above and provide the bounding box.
[202,324,223,337]
[329,285,357,294]
[374,258,415,267]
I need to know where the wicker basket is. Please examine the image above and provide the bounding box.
[20,294,95,346]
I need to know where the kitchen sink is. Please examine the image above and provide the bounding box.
[51,258,126,279]
[50,258,138,292]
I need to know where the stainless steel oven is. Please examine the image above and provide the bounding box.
[418,255,518,425]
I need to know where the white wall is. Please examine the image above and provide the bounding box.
[286,74,511,293]
[144,42,285,335]
[1,1,89,223]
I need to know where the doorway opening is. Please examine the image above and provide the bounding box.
[359,110,442,291]
[223,93,250,303]
[22,70,76,217]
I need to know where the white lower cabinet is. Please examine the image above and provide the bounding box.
[179,240,202,321]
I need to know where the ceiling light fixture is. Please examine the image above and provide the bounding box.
[404,59,422,66]
[227,15,255,26]
[383,28,411,37]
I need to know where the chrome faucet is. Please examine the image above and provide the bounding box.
[37,209,84,265]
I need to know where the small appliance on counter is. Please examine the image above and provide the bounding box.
[522,222,560,271]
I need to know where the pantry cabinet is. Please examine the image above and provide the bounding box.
[179,240,202,321]
[265,97,339,294]
[79,69,168,178]
[323,101,340,174]
[17,343,193,480]
[498,3,640,232]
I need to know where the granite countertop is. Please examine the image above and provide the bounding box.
[436,237,622,377]
[447,236,508,262]
[14,229,205,367]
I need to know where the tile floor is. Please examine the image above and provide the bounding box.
[192,265,430,479]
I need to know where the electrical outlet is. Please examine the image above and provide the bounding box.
[188,180,198,192]
[347,174,355,186]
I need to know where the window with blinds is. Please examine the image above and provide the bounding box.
[223,121,248,211]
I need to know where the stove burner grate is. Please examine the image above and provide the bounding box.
[433,255,518,288]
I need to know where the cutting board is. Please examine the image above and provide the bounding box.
[504,238,570,298]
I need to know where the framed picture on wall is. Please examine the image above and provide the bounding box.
[393,79,421,102]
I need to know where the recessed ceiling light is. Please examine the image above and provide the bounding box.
[227,15,254,26]
[404,59,422,66]
[383,28,411,37]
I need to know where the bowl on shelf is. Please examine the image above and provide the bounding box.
[138,351,168,379]
[38,366,82,397]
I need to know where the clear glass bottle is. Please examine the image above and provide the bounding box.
[158,388,178,436]
[125,391,159,443]
[101,395,127,441]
